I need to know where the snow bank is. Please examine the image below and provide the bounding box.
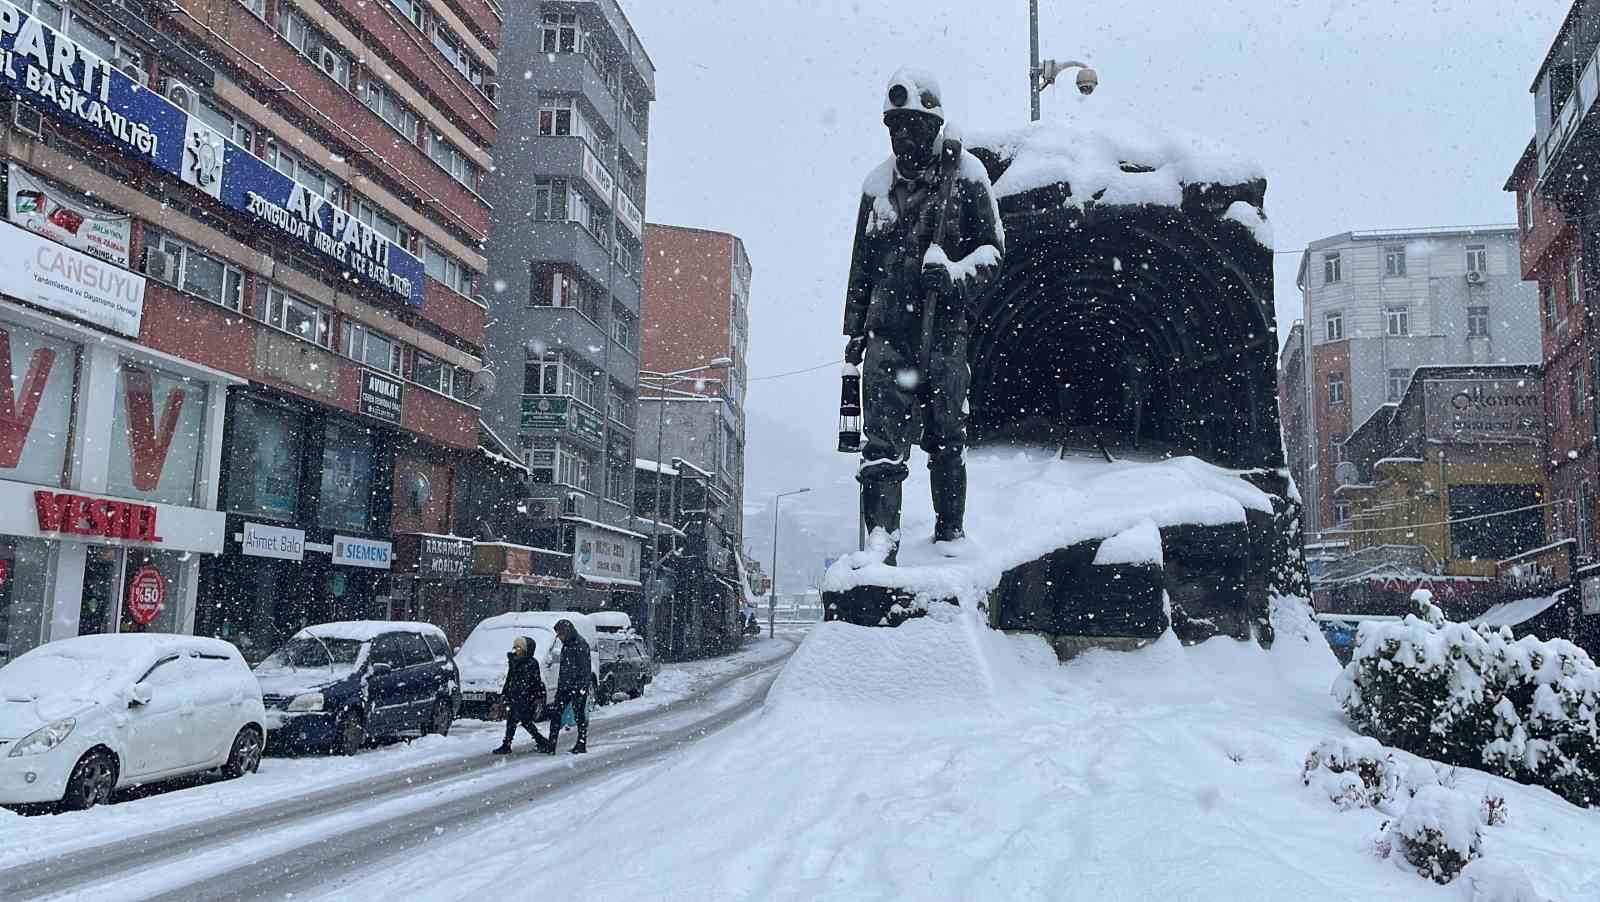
[824,446,1276,606]
[967,114,1263,207]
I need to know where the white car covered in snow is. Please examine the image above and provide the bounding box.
[0,634,267,810]
[456,612,600,719]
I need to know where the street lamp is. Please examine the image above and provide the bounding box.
[640,356,733,655]
[769,487,810,638]
[1028,0,1097,120]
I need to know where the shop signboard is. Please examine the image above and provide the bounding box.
[569,403,604,445]
[0,220,144,337]
[332,534,392,569]
[580,144,614,203]
[240,521,305,561]
[1497,540,1575,599]
[573,525,640,582]
[1423,378,1542,443]
[0,5,425,307]
[124,565,165,626]
[399,533,473,579]
[616,190,643,238]
[358,370,404,425]
[520,395,568,430]
[0,480,223,553]
[7,164,131,265]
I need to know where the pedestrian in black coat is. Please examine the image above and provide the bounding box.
[545,620,591,754]
[495,635,552,754]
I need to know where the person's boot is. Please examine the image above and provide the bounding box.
[570,741,588,755]
[930,453,967,547]
[493,744,512,755]
[859,472,903,566]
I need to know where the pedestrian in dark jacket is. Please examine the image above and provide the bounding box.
[494,635,552,754]
[545,619,591,754]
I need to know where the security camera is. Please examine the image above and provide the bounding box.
[1075,67,1099,95]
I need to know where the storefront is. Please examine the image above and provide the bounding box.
[390,532,474,641]
[196,390,396,662]
[0,253,236,665]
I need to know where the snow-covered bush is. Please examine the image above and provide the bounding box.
[1381,784,1483,885]
[1301,736,1406,810]
[1335,589,1600,809]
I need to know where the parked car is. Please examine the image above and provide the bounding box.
[254,621,459,755]
[456,611,600,719]
[596,634,656,703]
[591,611,632,634]
[0,634,267,811]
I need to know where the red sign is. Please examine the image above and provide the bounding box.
[125,566,165,627]
[33,490,163,542]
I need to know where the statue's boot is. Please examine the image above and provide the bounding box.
[930,453,967,545]
[859,472,903,566]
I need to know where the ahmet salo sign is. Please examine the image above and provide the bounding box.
[0,2,426,308]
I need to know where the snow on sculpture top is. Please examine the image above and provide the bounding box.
[966,113,1264,213]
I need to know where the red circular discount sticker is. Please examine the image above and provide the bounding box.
[125,566,166,627]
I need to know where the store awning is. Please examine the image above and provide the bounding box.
[1472,589,1567,629]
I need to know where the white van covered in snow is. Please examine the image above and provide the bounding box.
[456,612,600,719]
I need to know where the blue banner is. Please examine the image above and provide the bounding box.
[0,1,426,308]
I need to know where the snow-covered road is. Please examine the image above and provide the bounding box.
[0,631,801,901]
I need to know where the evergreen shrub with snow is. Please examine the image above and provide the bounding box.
[1380,784,1483,884]
[1301,736,1405,810]
[1335,590,1600,809]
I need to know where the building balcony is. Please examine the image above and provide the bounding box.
[1536,16,1600,208]
[527,305,608,369]
[529,220,615,290]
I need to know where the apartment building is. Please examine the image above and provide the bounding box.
[0,0,500,663]
[1293,227,1541,538]
[480,0,654,610]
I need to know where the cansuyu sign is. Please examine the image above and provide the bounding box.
[0,2,426,308]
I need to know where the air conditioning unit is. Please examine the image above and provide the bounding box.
[562,492,583,516]
[9,102,42,139]
[1465,270,1485,285]
[141,248,175,282]
[317,47,341,79]
[164,79,197,114]
[116,53,147,87]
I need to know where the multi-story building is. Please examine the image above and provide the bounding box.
[1293,227,1541,540]
[480,1,654,610]
[639,223,751,549]
[1506,141,1593,560]
[0,0,501,664]
[1278,320,1309,498]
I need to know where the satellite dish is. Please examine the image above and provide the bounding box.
[1334,461,1360,487]
[468,367,496,400]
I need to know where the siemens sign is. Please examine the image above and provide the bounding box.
[0,2,426,308]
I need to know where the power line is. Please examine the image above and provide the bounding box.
[1326,500,1561,538]
[749,359,843,382]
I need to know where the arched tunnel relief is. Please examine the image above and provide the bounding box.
[824,120,1308,648]
[965,142,1283,471]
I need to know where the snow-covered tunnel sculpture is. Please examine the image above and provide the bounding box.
[824,116,1307,654]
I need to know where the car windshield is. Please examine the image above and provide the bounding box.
[0,650,130,702]
[258,637,364,672]
[459,626,557,666]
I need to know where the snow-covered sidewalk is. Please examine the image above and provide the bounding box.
[0,631,800,870]
[355,608,1600,902]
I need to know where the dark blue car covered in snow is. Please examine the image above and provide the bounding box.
[253,621,460,755]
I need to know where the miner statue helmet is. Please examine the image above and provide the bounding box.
[882,67,945,172]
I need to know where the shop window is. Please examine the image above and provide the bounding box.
[344,322,402,375]
[0,323,77,488]
[0,537,52,666]
[225,396,305,521]
[117,548,189,635]
[106,361,210,506]
[145,230,245,312]
[318,420,376,532]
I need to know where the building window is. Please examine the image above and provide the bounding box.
[318,420,376,532]
[194,97,255,151]
[1467,306,1489,338]
[541,12,578,54]
[1581,482,1596,556]
[538,97,612,157]
[1323,252,1341,284]
[1324,309,1343,342]
[355,201,401,245]
[533,178,569,221]
[362,77,419,143]
[1384,246,1406,277]
[107,362,210,506]
[1567,260,1581,311]
[425,129,480,190]
[265,144,338,204]
[533,267,603,322]
[1330,436,1345,462]
[1572,365,1586,421]
[1465,244,1488,275]
[1388,368,1409,401]
[144,230,245,311]
[1384,305,1409,336]
[1544,282,1558,329]
[1522,192,1534,232]
[280,8,350,90]
[612,309,634,351]
[423,241,467,294]
[1326,373,1344,406]
[1333,502,1350,525]
[410,351,471,401]
[254,283,333,347]
[224,396,304,521]
[343,322,401,374]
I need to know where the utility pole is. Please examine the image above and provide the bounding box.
[769,487,810,638]
[1029,0,1041,121]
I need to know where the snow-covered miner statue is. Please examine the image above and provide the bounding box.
[842,67,1004,565]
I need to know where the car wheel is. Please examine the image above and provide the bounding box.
[335,710,366,756]
[425,698,452,737]
[223,726,264,778]
[628,679,644,700]
[63,750,117,811]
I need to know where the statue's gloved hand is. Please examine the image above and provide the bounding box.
[921,260,955,295]
[844,335,867,366]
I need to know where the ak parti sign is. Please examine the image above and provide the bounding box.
[33,490,162,542]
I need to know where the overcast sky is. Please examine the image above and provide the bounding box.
[623,0,1569,566]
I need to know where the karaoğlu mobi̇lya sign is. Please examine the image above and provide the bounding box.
[0,2,426,308]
